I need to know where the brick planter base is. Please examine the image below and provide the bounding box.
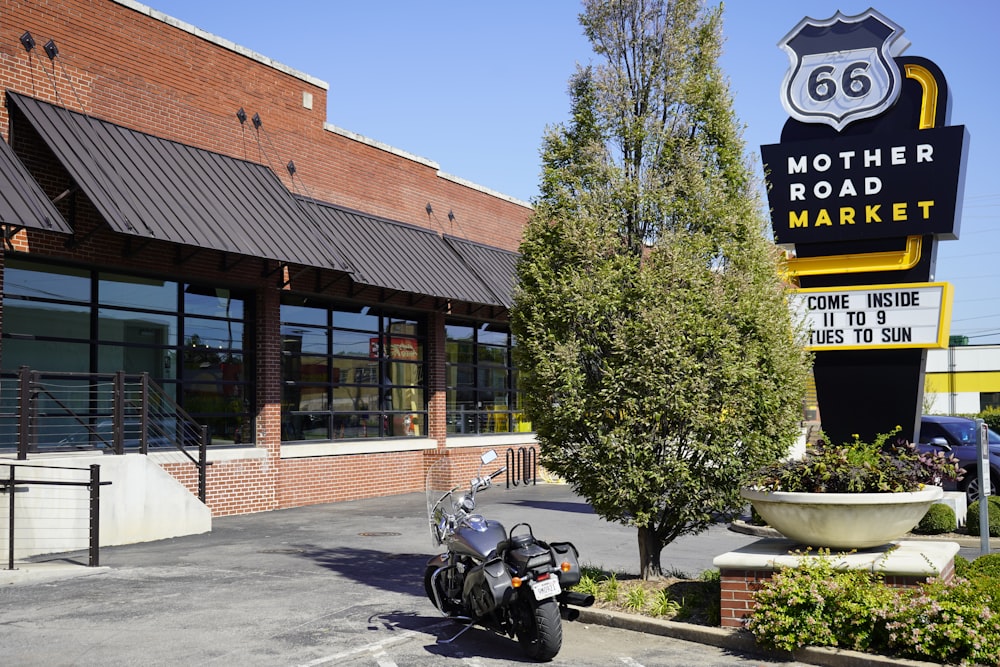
[713,538,959,628]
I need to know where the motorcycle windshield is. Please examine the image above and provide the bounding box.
[426,456,457,547]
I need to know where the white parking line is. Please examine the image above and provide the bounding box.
[619,657,645,667]
[294,620,451,667]
[371,647,397,667]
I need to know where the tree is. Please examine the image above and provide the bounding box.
[510,0,811,580]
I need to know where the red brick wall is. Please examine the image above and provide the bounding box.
[0,0,529,517]
[0,0,531,251]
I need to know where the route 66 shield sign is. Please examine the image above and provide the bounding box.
[779,9,907,131]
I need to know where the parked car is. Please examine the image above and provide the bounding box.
[917,414,1000,503]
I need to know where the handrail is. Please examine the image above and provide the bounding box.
[1,462,111,569]
[0,366,210,502]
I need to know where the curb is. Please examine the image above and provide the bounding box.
[0,561,107,586]
[576,607,939,667]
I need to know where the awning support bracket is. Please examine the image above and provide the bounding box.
[221,253,247,272]
[122,236,153,258]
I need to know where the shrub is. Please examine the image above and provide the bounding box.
[913,503,957,534]
[966,496,1000,537]
[747,552,896,652]
[966,553,1000,580]
[954,554,971,577]
[979,407,1000,434]
[885,577,1000,665]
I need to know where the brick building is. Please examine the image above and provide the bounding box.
[0,0,536,526]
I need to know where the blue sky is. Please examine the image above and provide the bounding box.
[142,1,999,343]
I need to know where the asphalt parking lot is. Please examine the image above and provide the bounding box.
[0,481,969,666]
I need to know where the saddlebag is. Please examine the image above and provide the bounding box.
[549,541,582,587]
[463,557,513,617]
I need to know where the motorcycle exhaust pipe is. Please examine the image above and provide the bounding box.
[560,591,595,608]
[561,606,580,621]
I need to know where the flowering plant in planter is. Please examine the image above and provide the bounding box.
[751,428,964,494]
[743,428,965,549]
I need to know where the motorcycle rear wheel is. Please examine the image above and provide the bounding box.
[516,596,562,662]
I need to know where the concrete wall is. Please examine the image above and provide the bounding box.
[0,455,210,560]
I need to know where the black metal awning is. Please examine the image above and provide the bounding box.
[299,197,505,306]
[7,92,347,271]
[443,235,519,309]
[0,133,72,234]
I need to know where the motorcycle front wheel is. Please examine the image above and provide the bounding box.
[516,596,562,662]
[424,564,461,615]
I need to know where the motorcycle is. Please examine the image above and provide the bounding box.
[424,449,594,662]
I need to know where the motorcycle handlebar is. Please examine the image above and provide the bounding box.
[489,466,507,480]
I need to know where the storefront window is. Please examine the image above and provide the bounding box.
[1,259,252,445]
[445,321,529,434]
[280,297,426,441]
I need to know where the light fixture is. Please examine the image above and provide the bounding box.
[19,31,35,52]
[252,113,262,129]
[43,39,58,60]
[425,203,433,215]
[448,210,455,222]
[286,160,296,176]
[236,108,247,124]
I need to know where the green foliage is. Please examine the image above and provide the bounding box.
[746,552,896,652]
[913,503,957,534]
[752,429,962,493]
[599,572,621,603]
[885,577,1000,665]
[623,585,649,612]
[965,553,1000,579]
[978,407,1000,433]
[573,570,601,598]
[511,0,811,580]
[649,588,681,617]
[749,552,1000,665]
[954,554,971,577]
[967,496,1000,537]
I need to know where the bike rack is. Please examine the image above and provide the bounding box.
[505,446,537,488]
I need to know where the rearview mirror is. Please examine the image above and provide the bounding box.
[929,437,951,450]
[481,449,498,465]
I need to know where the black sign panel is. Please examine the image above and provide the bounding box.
[762,124,968,245]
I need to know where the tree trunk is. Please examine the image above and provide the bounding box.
[637,526,664,580]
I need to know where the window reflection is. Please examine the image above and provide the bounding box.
[280,300,426,441]
[1,260,251,447]
[445,321,528,434]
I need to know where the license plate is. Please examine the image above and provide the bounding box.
[530,576,561,600]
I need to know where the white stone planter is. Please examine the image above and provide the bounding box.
[741,485,944,549]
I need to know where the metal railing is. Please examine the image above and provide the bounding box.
[1,462,111,569]
[0,366,209,501]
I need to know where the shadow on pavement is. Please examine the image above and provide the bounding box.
[293,544,429,595]
[498,499,596,514]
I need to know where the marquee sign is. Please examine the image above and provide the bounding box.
[779,9,907,131]
[792,282,952,351]
[762,125,967,245]
[762,8,970,446]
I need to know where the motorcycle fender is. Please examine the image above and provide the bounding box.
[549,541,582,588]
[463,557,513,617]
[426,553,448,569]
